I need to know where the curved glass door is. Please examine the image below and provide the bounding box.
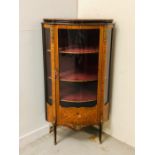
[43,28,52,104]
[58,29,99,107]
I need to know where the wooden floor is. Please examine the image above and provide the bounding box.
[20,126,134,155]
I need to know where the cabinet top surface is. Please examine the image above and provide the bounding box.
[43,18,114,25]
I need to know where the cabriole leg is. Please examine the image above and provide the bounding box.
[99,123,103,144]
[54,123,57,145]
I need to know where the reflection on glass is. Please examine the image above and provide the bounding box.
[104,28,112,104]
[45,28,52,104]
[58,29,99,107]
[59,54,98,82]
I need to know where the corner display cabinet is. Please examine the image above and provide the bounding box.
[42,19,114,144]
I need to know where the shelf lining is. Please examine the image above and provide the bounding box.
[61,89,97,103]
[60,71,97,82]
[59,48,98,54]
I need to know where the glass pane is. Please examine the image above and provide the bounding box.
[58,29,99,107]
[45,28,50,50]
[44,28,52,104]
[104,28,112,104]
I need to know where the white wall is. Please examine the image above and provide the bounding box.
[78,0,135,147]
[19,0,78,139]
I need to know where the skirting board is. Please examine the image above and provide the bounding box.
[19,123,50,148]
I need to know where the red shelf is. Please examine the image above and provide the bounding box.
[59,47,98,54]
[61,89,97,103]
[60,70,97,82]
